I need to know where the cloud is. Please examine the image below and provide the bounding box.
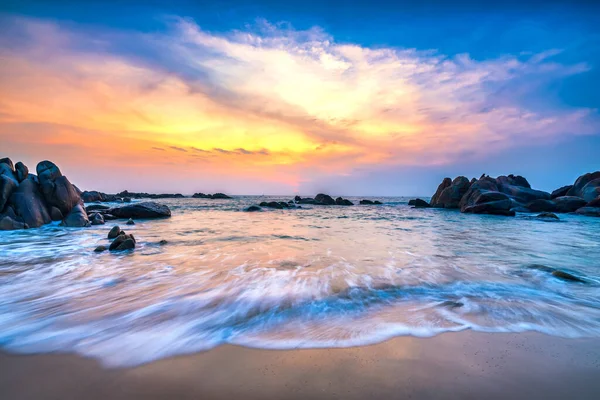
[0,14,597,194]
[152,146,165,151]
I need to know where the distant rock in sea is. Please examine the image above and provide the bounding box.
[359,200,383,205]
[293,194,353,206]
[192,192,232,199]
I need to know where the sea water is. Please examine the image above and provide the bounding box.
[1,197,599,366]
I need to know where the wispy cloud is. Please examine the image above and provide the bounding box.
[169,146,188,152]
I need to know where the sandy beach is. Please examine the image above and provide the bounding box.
[2,331,599,400]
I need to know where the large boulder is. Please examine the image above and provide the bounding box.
[459,176,499,210]
[551,185,572,199]
[335,197,353,206]
[9,177,52,228]
[431,176,471,208]
[0,157,14,172]
[580,179,600,202]
[462,190,514,216]
[0,216,27,230]
[567,171,600,198]
[587,196,600,208]
[82,191,106,203]
[526,199,557,212]
[0,174,18,211]
[496,174,531,189]
[60,203,90,227]
[314,193,336,205]
[49,206,63,221]
[430,177,452,206]
[409,198,431,208]
[14,162,29,182]
[575,207,600,217]
[36,161,81,215]
[108,201,171,219]
[497,183,550,204]
[553,196,587,213]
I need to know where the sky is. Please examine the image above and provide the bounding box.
[1,0,599,196]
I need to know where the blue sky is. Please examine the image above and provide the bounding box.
[0,1,599,195]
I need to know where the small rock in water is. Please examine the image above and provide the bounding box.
[107,225,121,239]
[410,198,430,208]
[440,300,464,309]
[109,233,136,251]
[159,239,168,245]
[552,270,586,283]
[94,245,107,253]
[126,218,135,225]
[91,213,105,225]
[536,212,559,220]
[244,205,262,212]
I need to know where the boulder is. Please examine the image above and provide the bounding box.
[526,199,557,213]
[335,197,353,206]
[359,200,382,205]
[91,213,105,225]
[126,218,135,225]
[409,198,430,208]
[108,225,121,239]
[553,196,587,213]
[36,161,81,215]
[9,177,51,227]
[462,191,515,216]
[551,185,572,199]
[294,196,317,204]
[587,196,600,208]
[243,205,262,212]
[580,179,600,202]
[82,191,106,203]
[211,193,232,199]
[0,157,14,171]
[496,174,531,189]
[497,184,550,204]
[49,206,63,221]
[260,201,286,209]
[551,270,586,283]
[14,162,28,182]
[85,204,110,212]
[0,216,27,230]
[0,174,18,211]
[109,233,136,251]
[431,176,471,208]
[567,171,600,198]
[430,177,452,206]
[314,193,336,205]
[575,207,600,217]
[536,212,559,220]
[459,176,500,211]
[60,203,91,227]
[94,245,107,253]
[108,202,171,219]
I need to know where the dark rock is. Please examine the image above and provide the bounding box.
[526,264,555,273]
[496,174,531,189]
[294,196,317,204]
[192,192,231,199]
[108,225,121,239]
[0,157,14,171]
[580,179,600,202]
[0,174,18,211]
[462,189,514,216]
[108,202,171,219]
[440,300,464,309]
[50,206,63,221]
[60,203,91,227]
[314,193,336,205]
[587,196,600,208]
[244,205,262,212]
[551,185,573,199]
[103,214,117,220]
[335,197,353,206]
[575,207,600,217]
[211,193,232,199]
[459,176,499,210]
[159,240,168,245]
[37,160,81,216]
[498,184,550,204]
[81,191,116,203]
[551,270,586,283]
[14,162,28,182]
[123,197,132,203]
[553,196,587,213]
[94,245,107,253]
[526,199,557,213]
[410,198,431,208]
[432,176,471,208]
[85,204,110,212]
[430,177,452,206]
[567,171,600,198]
[109,233,136,251]
[9,177,52,227]
[536,212,559,220]
[359,199,382,205]
[126,218,135,225]
[0,216,27,230]
[91,213,105,225]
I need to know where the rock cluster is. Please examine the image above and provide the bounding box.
[421,171,600,217]
[192,193,232,199]
[293,194,353,206]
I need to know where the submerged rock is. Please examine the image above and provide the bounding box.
[109,233,136,251]
[551,270,586,283]
[335,197,353,206]
[109,202,171,219]
[575,207,600,217]
[126,218,135,225]
[440,300,464,309]
[159,239,168,245]
[536,212,559,220]
[108,225,121,239]
[243,205,262,212]
[359,199,382,205]
[94,245,107,253]
[409,198,431,208]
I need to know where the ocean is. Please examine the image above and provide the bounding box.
[1,196,599,367]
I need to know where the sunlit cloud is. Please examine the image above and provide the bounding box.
[0,14,597,193]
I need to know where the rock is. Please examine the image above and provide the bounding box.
[81,191,116,203]
[108,226,121,239]
[260,201,283,209]
[440,300,464,309]
[553,196,587,213]
[551,185,572,199]
[587,196,600,208]
[314,193,336,205]
[567,171,600,197]
[94,245,107,253]
[0,157,14,171]
[580,179,600,202]
[60,203,91,227]
[430,178,452,206]
[192,192,231,199]
[536,212,559,220]
[431,176,471,208]
[211,193,232,199]
[525,199,557,213]
[335,197,353,206]
[103,214,117,220]
[126,218,135,225]
[192,192,210,198]
[462,187,514,216]
[159,240,168,245]
[85,204,111,212]
[459,176,499,210]
[496,174,531,189]
[0,216,27,230]
[36,160,81,215]
[551,270,586,283]
[575,207,600,217]
[410,198,431,208]
[9,177,52,227]
[294,196,317,204]
[0,174,18,211]
[498,184,550,204]
[244,205,262,212]
[108,202,171,219]
[109,233,136,251]
[123,197,132,203]
[50,206,63,221]
[91,213,105,225]
[14,162,28,182]
[359,200,382,205]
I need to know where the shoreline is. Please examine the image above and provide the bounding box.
[2,331,599,400]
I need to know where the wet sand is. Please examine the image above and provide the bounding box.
[1,331,599,400]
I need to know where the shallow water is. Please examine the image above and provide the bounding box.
[1,196,599,367]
